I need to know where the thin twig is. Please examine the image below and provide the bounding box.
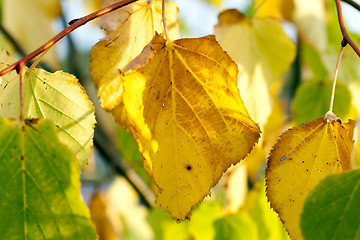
[335,0,360,57]
[0,0,138,77]
[329,47,345,112]
[341,0,360,12]
[162,0,169,41]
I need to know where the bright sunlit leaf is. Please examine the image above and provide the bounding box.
[0,117,96,239]
[107,33,260,220]
[301,169,360,240]
[266,117,355,239]
[0,50,96,168]
[215,9,296,128]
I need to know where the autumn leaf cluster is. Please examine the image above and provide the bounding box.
[0,0,359,239]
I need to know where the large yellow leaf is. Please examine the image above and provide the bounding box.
[2,0,61,68]
[116,34,260,220]
[266,118,355,239]
[90,0,179,89]
[215,9,296,128]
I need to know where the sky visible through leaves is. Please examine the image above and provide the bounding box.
[59,0,360,53]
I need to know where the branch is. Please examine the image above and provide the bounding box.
[94,126,156,208]
[0,0,138,76]
[341,0,360,12]
[335,0,360,57]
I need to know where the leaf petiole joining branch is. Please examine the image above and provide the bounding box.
[335,0,360,58]
[0,0,139,77]
[326,46,345,123]
[15,61,25,122]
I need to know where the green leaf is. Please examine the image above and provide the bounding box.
[244,180,290,240]
[214,214,258,240]
[0,117,96,239]
[301,42,328,79]
[0,50,95,168]
[291,79,351,125]
[301,169,360,240]
[147,208,189,240]
[188,201,223,240]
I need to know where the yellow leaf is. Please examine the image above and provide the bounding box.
[254,0,294,21]
[2,0,61,68]
[85,0,103,14]
[90,193,119,240]
[118,34,260,220]
[90,0,179,88]
[266,118,355,239]
[215,9,296,128]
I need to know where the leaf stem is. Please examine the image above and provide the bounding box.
[329,46,345,113]
[0,0,139,77]
[16,61,25,122]
[162,0,169,41]
[335,0,360,58]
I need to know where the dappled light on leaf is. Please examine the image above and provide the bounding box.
[0,50,96,168]
[107,33,261,220]
[266,118,355,239]
[0,117,96,239]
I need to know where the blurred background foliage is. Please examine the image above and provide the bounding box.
[0,0,359,239]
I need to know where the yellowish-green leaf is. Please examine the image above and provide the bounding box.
[147,207,190,240]
[266,118,355,239]
[2,0,60,68]
[293,0,327,52]
[254,0,294,21]
[90,0,179,89]
[116,34,260,220]
[0,50,96,168]
[215,9,296,128]
[243,180,290,240]
[0,117,96,239]
[188,202,223,240]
